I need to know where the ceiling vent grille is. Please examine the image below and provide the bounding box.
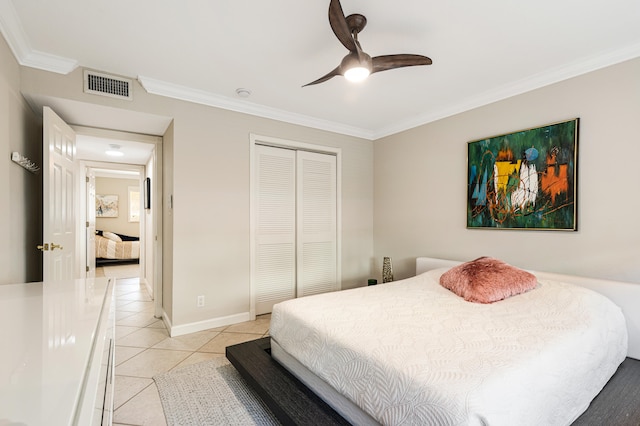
[83,70,133,100]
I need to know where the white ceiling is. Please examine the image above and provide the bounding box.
[2,0,640,140]
[76,134,154,166]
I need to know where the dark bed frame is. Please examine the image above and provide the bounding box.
[226,337,348,425]
[95,258,139,267]
[227,337,640,426]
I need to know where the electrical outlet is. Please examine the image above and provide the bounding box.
[197,295,205,307]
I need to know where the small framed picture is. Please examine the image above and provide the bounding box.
[96,194,119,218]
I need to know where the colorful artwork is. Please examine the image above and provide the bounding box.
[467,119,579,230]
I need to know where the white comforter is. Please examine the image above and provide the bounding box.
[270,269,628,426]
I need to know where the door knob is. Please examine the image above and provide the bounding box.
[37,243,49,251]
[50,243,63,250]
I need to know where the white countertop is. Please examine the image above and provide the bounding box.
[0,277,113,425]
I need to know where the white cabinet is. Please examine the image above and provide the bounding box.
[0,277,115,425]
[76,278,116,425]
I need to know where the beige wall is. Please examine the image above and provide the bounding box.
[18,63,374,329]
[0,34,41,285]
[95,177,141,237]
[168,108,374,326]
[374,58,640,283]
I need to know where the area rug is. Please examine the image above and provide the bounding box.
[153,357,280,425]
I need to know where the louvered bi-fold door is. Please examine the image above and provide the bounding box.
[296,151,337,297]
[254,146,338,314]
[255,146,296,314]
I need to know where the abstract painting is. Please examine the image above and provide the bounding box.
[96,194,119,218]
[467,118,579,230]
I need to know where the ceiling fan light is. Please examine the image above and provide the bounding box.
[344,66,370,83]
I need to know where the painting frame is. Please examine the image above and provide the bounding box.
[467,118,579,231]
[96,194,119,218]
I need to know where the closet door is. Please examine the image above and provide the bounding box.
[254,145,296,315]
[296,151,337,296]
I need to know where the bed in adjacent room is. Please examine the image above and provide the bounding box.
[259,257,638,426]
[95,230,140,266]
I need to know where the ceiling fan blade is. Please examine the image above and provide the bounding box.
[303,66,342,87]
[371,54,433,74]
[329,0,357,52]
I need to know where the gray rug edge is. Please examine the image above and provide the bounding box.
[153,356,281,426]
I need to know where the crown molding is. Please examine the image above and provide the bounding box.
[0,0,77,74]
[19,49,78,74]
[373,41,640,139]
[142,38,640,142]
[137,75,375,140]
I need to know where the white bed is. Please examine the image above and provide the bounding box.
[95,233,140,263]
[270,257,634,426]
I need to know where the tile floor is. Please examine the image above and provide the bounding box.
[111,275,271,426]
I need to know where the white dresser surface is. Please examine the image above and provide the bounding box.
[0,277,113,425]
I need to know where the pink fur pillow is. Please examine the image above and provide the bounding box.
[439,257,538,303]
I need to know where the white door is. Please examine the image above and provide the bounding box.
[86,168,96,278]
[296,151,337,297]
[254,145,296,315]
[42,107,77,281]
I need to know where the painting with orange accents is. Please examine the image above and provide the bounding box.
[467,119,579,230]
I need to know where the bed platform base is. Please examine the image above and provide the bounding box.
[225,337,349,426]
[227,337,640,426]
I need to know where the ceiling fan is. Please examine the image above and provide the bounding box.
[303,0,433,87]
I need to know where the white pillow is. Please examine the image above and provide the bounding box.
[102,231,122,242]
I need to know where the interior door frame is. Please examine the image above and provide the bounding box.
[85,166,97,278]
[79,160,146,275]
[73,126,163,318]
[249,133,342,320]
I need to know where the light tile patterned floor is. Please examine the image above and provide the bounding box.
[111,275,270,426]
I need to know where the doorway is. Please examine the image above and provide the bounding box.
[33,100,168,319]
[88,165,144,279]
[74,127,162,306]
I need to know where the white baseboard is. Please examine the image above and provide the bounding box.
[166,311,252,337]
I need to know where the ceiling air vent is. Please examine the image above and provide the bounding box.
[83,70,133,101]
